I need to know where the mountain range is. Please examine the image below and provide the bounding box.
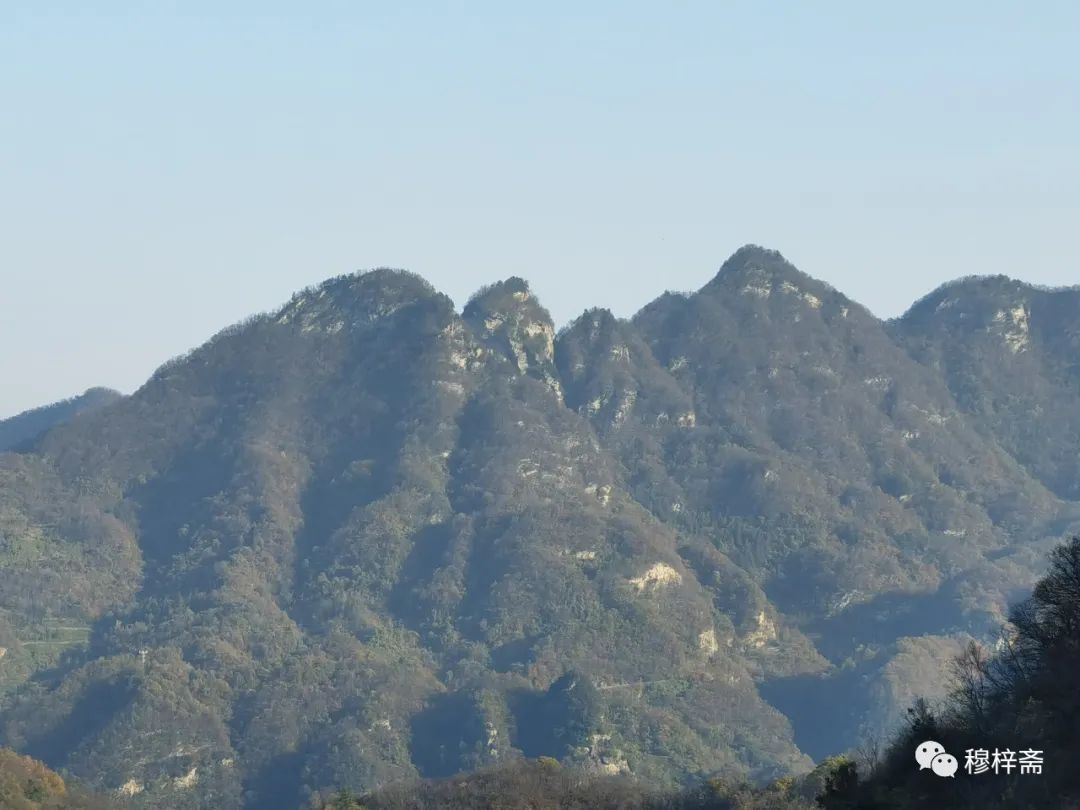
[1,246,1078,809]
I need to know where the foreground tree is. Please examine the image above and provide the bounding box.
[820,537,1080,810]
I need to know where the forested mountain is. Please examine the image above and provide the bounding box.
[0,388,122,452]
[895,276,1080,500]
[1,247,1078,809]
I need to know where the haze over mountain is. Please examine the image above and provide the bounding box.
[1,246,1078,809]
[0,388,122,452]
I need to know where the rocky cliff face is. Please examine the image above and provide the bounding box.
[464,277,562,396]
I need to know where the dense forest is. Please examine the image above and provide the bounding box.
[2,246,1080,808]
[300,536,1080,808]
[6,536,1077,807]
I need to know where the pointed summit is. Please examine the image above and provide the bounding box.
[705,245,826,297]
[693,245,860,325]
[464,277,561,395]
[705,244,802,285]
[715,244,792,274]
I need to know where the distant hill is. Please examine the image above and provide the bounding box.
[1,247,1078,809]
[0,388,123,451]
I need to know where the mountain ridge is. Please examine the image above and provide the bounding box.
[1,246,1079,808]
[0,388,123,452]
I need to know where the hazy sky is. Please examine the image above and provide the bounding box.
[3,2,1079,417]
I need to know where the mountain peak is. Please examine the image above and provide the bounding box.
[701,245,849,317]
[901,274,1037,323]
[719,243,791,272]
[898,274,1080,367]
[566,307,619,340]
[706,245,811,290]
[464,278,560,393]
[464,276,540,314]
[273,268,443,334]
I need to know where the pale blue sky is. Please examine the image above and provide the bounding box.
[3,2,1079,417]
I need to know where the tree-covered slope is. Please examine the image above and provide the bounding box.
[895,275,1080,500]
[556,246,1080,755]
[0,388,122,452]
[0,268,804,808]
[1,248,1078,809]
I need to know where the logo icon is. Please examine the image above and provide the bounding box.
[931,752,958,777]
[916,740,945,770]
